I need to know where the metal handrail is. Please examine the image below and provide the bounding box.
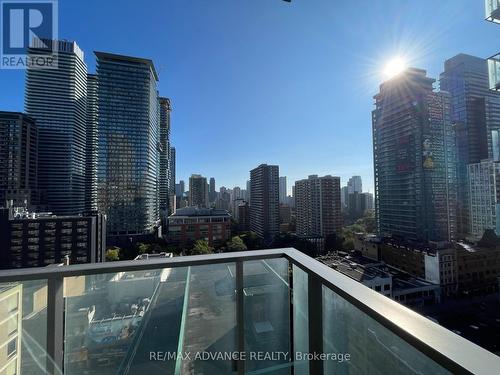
[0,248,498,374]
[0,249,287,282]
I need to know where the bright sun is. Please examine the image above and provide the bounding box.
[383,57,407,79]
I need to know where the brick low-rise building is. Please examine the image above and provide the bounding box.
[167,207,231,247]
[353,234,500,297]
[317,252,441,307]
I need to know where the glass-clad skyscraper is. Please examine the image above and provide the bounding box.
[26,39,88,215]
[96,52,160,240]
[440,54,500,237]
[373,68,458,242]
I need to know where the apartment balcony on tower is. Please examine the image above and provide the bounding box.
[485,1,500,91]
[0,249,498,374]
[488,53,500,91]
[485,0,500,23]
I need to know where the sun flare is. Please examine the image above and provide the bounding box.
[383,57,407,79]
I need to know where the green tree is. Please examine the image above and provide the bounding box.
[226,236,248,252]
[240,231,264,250]
[189,239,214,255]
[105,247,121,261]
[136,242,150,255]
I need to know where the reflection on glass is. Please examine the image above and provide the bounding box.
[488,54,500,91]
[0,280,48,375]
[64,267,179,374]
[178,263,236,374]
[485,0,500,22]
[244,258,290,374]
[292,265,309,375]
[322,286,451,375]
[492,130,500,161]
[64,263,238,375]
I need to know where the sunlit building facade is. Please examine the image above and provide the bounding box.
[295,175,342,239]
[467,159,500,239]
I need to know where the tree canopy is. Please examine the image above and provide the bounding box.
[105,247,121,261]
[189,239,214,255]
[226,236,248,252]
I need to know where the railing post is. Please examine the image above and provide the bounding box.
[46,276,64,374]
[236,260,245,375]
[308,273,323,374]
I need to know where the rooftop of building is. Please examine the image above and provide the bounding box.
[354,232,381,243]
[1,207,95,221]
[170,207,231,218]
[134,253,173,260]
[379,236,452,254]
[29,38,84,60]
[94,51,159,81]
[0,111,36,121]
[317,252,390,282]
[158,97,172,109]
[296,174,340,182]
[318,252,438,292]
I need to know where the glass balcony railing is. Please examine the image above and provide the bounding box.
[0,249,498,375]
[485,0,500,23]
[488,53,500,91]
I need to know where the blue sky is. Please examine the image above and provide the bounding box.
[1,0,499,194]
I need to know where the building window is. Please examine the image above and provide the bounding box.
[7,338,17,358]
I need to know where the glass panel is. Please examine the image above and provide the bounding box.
[492,129,500,161]
[488,54,500,91]
[322,286,451,375]
[0,280,48,375]
[244,258,290,374]
[64,263,237,374]
[485,0,500,22]
[177,263,237,374]
[292,265,309,375]
[64,267,185,374]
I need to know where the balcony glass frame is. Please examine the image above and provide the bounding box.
[485,0,500,23]
[488,53,500,92]
[0,248,498,374]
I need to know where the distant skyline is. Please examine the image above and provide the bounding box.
[1,0,498,193]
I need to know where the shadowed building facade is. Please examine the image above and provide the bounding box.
[440,54,500,238]
[26,39,88,215]
[0,112,38,209]
[96,52,160,242]
[159,97,173,225]
[373,68,458,242]
[250,164,279,239]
